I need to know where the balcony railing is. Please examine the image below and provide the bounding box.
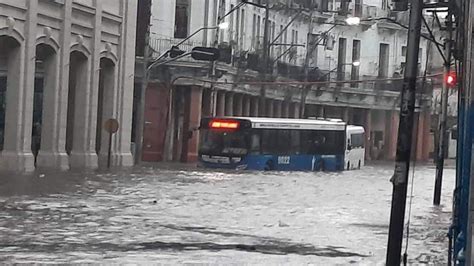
[149,38,203,60]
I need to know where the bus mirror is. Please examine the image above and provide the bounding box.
[347,143,352,151]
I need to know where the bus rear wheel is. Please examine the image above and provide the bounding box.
[264,160,274,171]
[319,161,325,171]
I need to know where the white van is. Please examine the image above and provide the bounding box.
[345,125,366,170]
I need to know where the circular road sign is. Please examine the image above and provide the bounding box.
[104,118,119,134]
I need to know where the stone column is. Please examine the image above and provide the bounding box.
[0,0,38,172]
[233,93,243,116]
[266,99,274,117]
[364,109,372,160]
[259,98,266,116]
[142,83,171,162]
[250,97,260,117]
[243,95,251,116]
[291,102,300,118]
[282,102,290,118]
[183,86,202,162]
[225,92,234,116]
[386,110,399,160]
[216,91,225,116]
[317,105,326,117]
[112,0,137,167]
[343,108,351,123]
[274,100,282,118]
[201,89,212,117]
[35,0,73,170]
[383,110,391,160]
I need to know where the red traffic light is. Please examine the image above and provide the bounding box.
[445,72,457,87]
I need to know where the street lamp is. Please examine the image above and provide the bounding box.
[351,61,361,67]
[218,22,229,30]
[346,16,361,26]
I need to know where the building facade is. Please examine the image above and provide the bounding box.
[137,0,434,163]
[0,0,137,171]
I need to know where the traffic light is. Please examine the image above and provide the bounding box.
[445,71,457,88]
[391,0,408,11]
[191,47,220,61]
[169,46,185,58]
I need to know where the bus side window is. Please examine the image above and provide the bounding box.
[290,130,301,154]
[261,130,277,154]
[278,130,291,155]
[250,132,260,154]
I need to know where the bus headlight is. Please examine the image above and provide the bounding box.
[231,157,242,163]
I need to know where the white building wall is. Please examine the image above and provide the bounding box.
[149,0,429,79]
[0,0,136,172]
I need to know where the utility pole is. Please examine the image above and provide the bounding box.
[434,11,453,205]
[300,5,315,118]
[386,0,424,264]
[259,3,270,114]
[209,0,224,116]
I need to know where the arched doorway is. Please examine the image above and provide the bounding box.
[66,51,88,155]
[0,35,22,152]
[96,57,116,164]
[32,44,57,164]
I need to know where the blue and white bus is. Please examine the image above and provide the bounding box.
[198,117,365,171]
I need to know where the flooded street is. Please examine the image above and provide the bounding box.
[0,163,454,264]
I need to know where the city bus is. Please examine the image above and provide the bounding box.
[198,117,365,171]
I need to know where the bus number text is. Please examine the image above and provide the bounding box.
[278,156,290,165]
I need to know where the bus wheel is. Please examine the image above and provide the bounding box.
[264,160,274,171]
[358,161,361,170]
[347,161,350,171]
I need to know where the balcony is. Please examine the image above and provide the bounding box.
[149,38,203,61]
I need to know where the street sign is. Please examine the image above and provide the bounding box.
[104,118,119,134]
[104,118,119,169]
[170,45,185,58]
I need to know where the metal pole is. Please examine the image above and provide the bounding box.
[385,0,424,264]
[300,7,315,118]
[107,131,112,169]
[434,12,453,205]
[259,4,270,114]
[209,0,224,116]
[261,4,270,75]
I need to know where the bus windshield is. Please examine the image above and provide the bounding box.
[199,129,249,156]
[258,129,345,155]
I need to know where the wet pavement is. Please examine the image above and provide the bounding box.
[0,163,454,264]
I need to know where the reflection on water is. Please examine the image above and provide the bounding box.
[0,164,454,264]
